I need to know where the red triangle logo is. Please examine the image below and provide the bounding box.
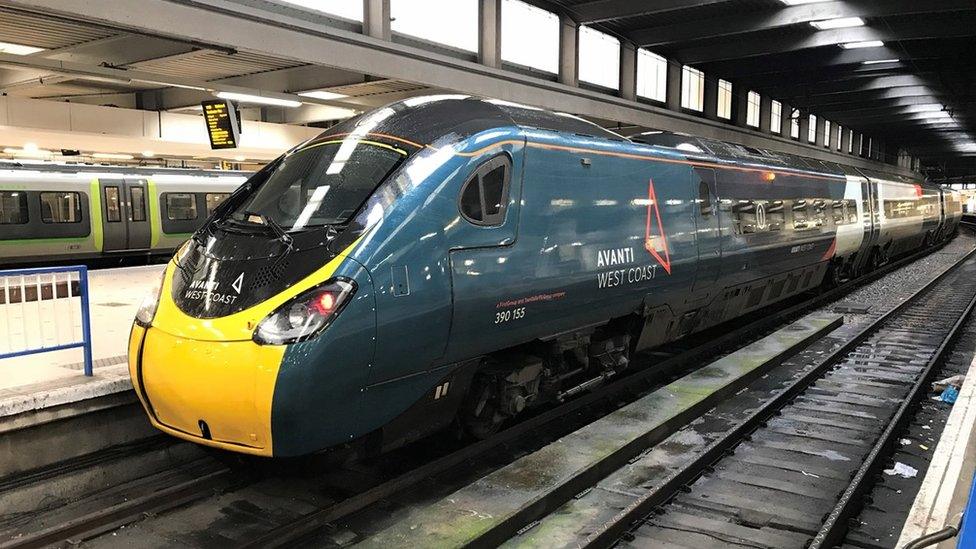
[644,178,672,275]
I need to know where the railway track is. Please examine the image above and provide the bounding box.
[2,235,968,549]
[601,244,976,548]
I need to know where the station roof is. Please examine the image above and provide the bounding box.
[539,0,976,180]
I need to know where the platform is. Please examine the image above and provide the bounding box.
[0,264,162,417]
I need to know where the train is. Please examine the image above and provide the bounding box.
[126,96,963,458]
[0,163,248,265]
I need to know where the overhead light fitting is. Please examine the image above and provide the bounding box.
[0,41,45,55]
[215,91,302,107]
[862,58,900,65]
[142,150,155,158]
[810,17,864,30]
[297,90,349,100]
[840,40,884,49]
[92,153,135,160]
[234,155,246,162]
[779,0,826,4]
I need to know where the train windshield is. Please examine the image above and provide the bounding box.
[225,139,406,231]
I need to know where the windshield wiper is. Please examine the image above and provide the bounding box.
[239,210,294,253]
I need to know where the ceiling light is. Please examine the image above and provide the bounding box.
[0,41,45,55]
[215,91,302,107]
[810,17,864,30]
[780,0,826,4]
[22,142,38,153]
[234,155,246,162]
[142,150,155,158]
[4,147,51,157]
[92,153,135,160]
[297,90,349,101]
[840,40,884,49]
[862,58,900,65]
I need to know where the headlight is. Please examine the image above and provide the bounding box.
[253,278,356,345]
[135,271,166,327]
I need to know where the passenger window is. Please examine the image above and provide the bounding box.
[205,193,230,216]
[40,192,82,223]
[698,182,712,216]
[459,156,511,226]
[165,193,198,220]
[105,187,122,222]
[130,187,146,222]
[0,191,28,224]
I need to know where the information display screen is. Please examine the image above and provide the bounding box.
[202,99,241,149]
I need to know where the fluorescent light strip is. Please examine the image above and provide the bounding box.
[0,41,45,55]
[810,17,864,30]
[840,40,884,49]
[215,91,302,107]
[862,58,900,65]
[297,90,349,100]
[780,0,826,4]
[92,153,135,160]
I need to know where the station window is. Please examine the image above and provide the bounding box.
[848,129,855,153]
[165,193,198,221]
[808,114,817,143]
[836,125,843,151]
[130,187,146,222]
[823,120,831,147]
[391,0,477,52]
[459,156,510,226]
[770,100,782,133]
[40,192,81,223]
[104,187,121,222]
[579,26,620,90]
[636,49,667,102]
[717,79,732,120]
[746,91,761,128]
[790,111,800,139]
[276,0,363,21]
[206,193,230,216]
[501,0,558,74]
[0,191,28,224]
[681,66,704,112]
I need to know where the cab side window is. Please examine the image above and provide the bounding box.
[459,156,511,226]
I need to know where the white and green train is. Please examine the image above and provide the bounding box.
[0,163,248,265]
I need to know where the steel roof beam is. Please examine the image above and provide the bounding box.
[633,0,974,48]
[567,0,729,25]
[672,16,976,65]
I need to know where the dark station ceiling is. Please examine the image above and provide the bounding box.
[537,0,976,181]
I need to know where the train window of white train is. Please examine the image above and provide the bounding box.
[501,0,559,74]
[40,192,81,223]
[807,114,817,143]
[166,193,198,221]
[717,80,732,120]
[206,193,230,216]
[0,191,27,224]
[276,0,363,22]
[681,66,705,112]
[105,187,121,222]
[130,187,146,222]
[579,26,620,90]
[746,91,761,128]
[770,100,782,133]
[391,0,478,52]
[636,49,667,102]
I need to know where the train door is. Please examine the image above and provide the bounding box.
[99,179,151,251]
[692,168,722,293]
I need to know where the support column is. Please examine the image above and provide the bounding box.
[733,86,748,127]
[781,102,794,137]
[665,61,682,111]
[759,95,772,134]
[478,0,502,68]
[363,0,391,41]
[817,118,827,148]
[830,123,841,150]
[558,14,578,87]
[702,77,718,120]
[841,127,852,154]
[619,42,636,100]
[798,111,810,144]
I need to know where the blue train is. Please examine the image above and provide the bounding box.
[127,96,962,457]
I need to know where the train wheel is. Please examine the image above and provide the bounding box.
[459,373,506,440]
[823,261,842,288]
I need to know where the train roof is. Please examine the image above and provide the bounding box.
[316,95,625,146]
[0,161,250,179]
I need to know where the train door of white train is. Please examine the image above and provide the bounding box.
[100,179,151,251]
[692,168,722,293]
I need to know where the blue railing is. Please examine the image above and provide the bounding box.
[0,265,93,376]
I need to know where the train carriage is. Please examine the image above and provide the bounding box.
[125,96,959,457]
